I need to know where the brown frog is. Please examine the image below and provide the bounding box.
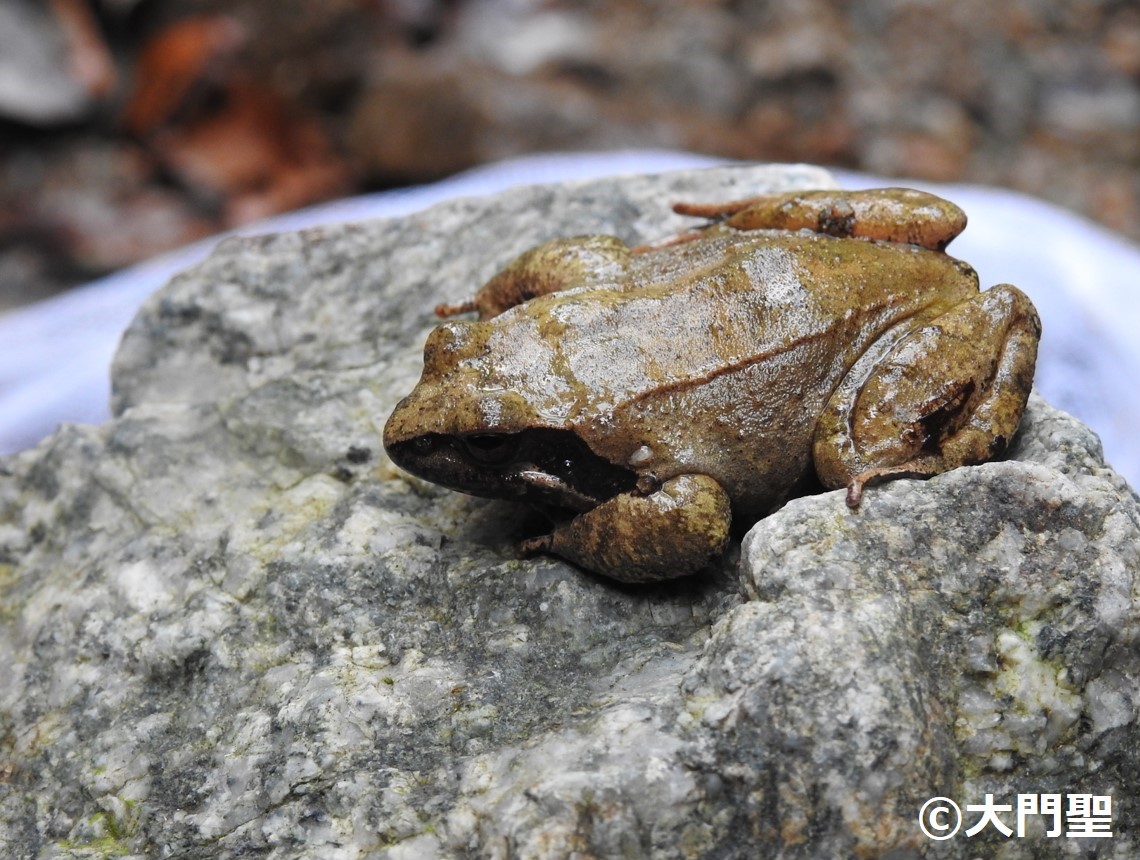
[383,188,1041,582]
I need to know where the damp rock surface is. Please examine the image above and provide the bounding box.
[1,164,1137,859]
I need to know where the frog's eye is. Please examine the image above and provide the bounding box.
[461,433,516,466]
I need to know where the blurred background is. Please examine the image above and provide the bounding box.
[2,0,1138,313]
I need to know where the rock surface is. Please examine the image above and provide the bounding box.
[1,164,1137,859]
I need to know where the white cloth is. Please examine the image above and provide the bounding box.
[2,151,1137,487]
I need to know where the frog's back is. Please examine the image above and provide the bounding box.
[490,231,979,516]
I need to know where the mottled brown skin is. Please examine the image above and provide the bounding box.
[434,235,632,320]
[670,187,968,251]
[384,188,1041,582]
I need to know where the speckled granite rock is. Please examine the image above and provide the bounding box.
[719,396,1139,858]
[1,165,1137,859]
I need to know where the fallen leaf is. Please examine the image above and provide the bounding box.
[121,15,348,225]
[121,15,246,136]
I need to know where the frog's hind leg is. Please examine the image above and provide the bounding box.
[813,285,1041,507]
[436,234,632,320]
[674,188,967,251]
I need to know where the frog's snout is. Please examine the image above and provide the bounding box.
[381,390,424,451]
[383,380,542,450]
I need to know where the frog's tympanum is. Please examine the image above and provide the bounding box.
[384,188,1041,582]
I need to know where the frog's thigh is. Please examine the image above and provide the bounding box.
[535,474,732,583]
[439,235,632,319]
[814,285,1040,504]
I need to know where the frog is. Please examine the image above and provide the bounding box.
[383,187,1041,583]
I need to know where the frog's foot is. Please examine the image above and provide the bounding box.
[814,284,1041,505]
[673,187,967,251]
[434,298,479,318]
[519,474,732,583]
[845,463,942,507]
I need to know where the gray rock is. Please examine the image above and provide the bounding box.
[722,395,1139,858]
[1,164,1137,859]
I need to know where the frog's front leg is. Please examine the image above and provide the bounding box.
[435,235,632,320]
[519,474,732,583]
[813,285,1041,506]
[673,187,967,251]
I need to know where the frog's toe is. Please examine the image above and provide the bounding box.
[845,462,943,507]
[517,533,553,557]
[434,298,478,318]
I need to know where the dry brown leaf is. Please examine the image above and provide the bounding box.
[121,15,348,225]
[152,79,349,224]
[121,16,246,136]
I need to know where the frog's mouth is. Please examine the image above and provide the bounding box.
[386,428,637,512]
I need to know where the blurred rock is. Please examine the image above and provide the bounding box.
[0,0,98,124]
[0,139,214,276]
[2,0,1140,331]
[341,0,1140,239]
